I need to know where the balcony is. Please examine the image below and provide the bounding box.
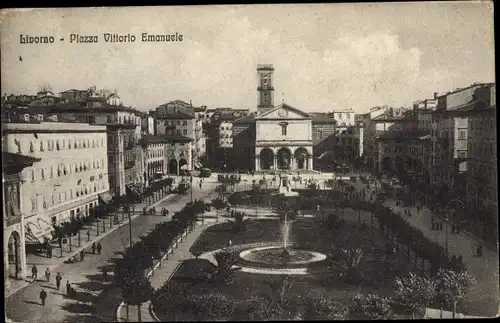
[5,215,22,227]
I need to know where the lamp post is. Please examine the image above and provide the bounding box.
[128,204,135,248]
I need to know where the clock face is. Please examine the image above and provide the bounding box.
[278,109,287,117]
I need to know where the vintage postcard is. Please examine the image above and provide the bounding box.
[1,3,498,322]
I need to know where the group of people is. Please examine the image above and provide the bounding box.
[32,265,74,306]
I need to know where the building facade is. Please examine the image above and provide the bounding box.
[3,152,40,289]
[254,104,314,171]
[2,122,110,246]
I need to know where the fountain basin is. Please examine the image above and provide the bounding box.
[238,246,327,269]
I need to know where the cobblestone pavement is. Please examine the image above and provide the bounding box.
[5,182,218,323]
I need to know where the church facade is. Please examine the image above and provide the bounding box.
[232,63,314,172]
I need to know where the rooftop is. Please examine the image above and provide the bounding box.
[376,130,430,140]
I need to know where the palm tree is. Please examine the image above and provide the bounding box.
[212,250,241,284]
[340,248,363,283]
[211,198,227,222]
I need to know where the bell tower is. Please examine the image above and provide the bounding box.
[257,64,275,114]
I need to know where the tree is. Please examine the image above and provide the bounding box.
[302,295,345,320]
[393,272,437,318]
[435,268,476,318]
[250,186,263,216]
[212,251,241,284]
[349,293,392,320]
[273,196,298,222]
[52,224,66,257]
[340,248,363,283]
[231,211,246,232]
[257,275,298,318]
[211,198,227,222]
[124,274,154,322]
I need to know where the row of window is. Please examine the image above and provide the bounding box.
[30,181,106,212]
[29,138,105,153]
[165,129,189,136]
[161,120,189,126]
[31,159,105,181]
[148,149,164,158]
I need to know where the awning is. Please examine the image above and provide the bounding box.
[126,185,142,197]
[98,191,113,203]
[25,215,54,244]
[180,164,190,170]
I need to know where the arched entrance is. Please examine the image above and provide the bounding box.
[276,148,292,170]
[294,147,308,170]
[7,231,22,280]
[260,148,274,170]
[168,159,178,175]
[179,159,188,173]
[382,157,392,173]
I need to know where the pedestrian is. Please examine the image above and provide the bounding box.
[228,240,232,247]
[92,242,96,254]
[66,281,71,296]
[55,272,62,290]
[70,286,76,299]
[31,264,38,281]
[80,250,85,261]
[102,267,108,282]
[39,288,47,306]
[45,268,51,282]
[477,244,483,257]
[87,229,91,242]
[97,242,102,255]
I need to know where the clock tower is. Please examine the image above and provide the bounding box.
[257,64,275,114]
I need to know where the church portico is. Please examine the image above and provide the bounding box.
[255,144,313,171]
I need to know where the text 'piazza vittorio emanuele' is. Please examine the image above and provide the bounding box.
[19,33,184,44]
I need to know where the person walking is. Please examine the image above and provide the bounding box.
[31,264,38,281]
[66,281,71,296]
[80,250,85,261]
[87,229,91,242]
[39,289,47,306]
[55,272,62,290]
[91,242,96,255]
[96,242,102,255]
[45,268,51,283]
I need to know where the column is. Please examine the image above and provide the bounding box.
[4,247,10,290]
[274,157,277,170]
[290,157,295,171]
[176,159,180,175]
[255,156,260,171]
[308,155,313,171]
[18,231,26,279]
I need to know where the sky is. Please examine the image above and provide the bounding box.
[0,3,495,114]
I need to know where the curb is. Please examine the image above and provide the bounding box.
[115,224,192,322]
[5,193,174,299]
[116,219,227,322]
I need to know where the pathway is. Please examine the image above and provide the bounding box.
[345,179,499,317]
[116,215,226,322]
[5,183,218,323]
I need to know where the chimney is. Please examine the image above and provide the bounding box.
[433,92,438,99]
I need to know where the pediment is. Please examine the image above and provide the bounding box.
[256,103,311,120]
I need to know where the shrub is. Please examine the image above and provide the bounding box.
[349,293,392,319]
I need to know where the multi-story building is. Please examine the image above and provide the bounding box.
[106,124,138,197]
[2,122,110,247]
[154,101,206,169]
[330,108,355,128]
[139,135,168,187]
[465,84,497,212]
[362,106,407,170]
[3,152,41,289]
[430,83,493,199]
[310,113,337,172]
[204,109,250,171]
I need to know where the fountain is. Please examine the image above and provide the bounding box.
[236,191,328,273]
